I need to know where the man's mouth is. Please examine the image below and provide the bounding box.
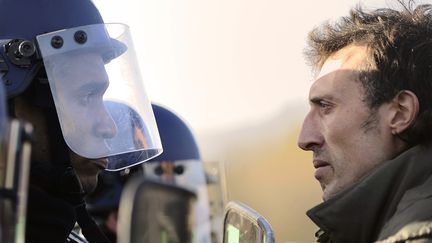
[313,159,331,180]
[90,158,108,170]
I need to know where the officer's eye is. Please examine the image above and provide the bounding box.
[79,92,94,106]
[77,81,109,106]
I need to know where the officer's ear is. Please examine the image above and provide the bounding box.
[388,90,419,135]
[13,95,52,162]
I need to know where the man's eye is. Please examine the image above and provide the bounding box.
[79,92,93,106]
[319,101,330,108]
[318,101,332,113]
[310,98,333,113]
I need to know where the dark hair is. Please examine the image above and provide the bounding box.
[305,0,432,145]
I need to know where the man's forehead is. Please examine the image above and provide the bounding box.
[54,52,108,87]
[317,45,369,79]
[309,45,369,100]
[316,59,343,81]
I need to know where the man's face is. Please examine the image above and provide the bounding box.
[69,150,107,193]
[297,45,398,201]
[12,91,108,192]
[52,52,117,159]
[50,52,117,191]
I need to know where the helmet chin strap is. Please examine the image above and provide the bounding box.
[75,202,111,243]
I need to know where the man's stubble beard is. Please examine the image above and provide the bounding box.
[76,171,100,193]
[69,151,103,194]
[322,109,381,200]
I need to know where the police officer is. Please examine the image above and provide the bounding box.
[141,104,212,243]
[87,104,212,243]
[0,0,162,242]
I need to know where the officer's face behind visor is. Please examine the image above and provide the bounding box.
[36,23,162,170]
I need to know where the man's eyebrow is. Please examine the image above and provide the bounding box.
[309,95,335,104]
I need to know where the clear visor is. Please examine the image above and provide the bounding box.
[142,160,213,242]
[142,160,207,190]
[36,24,162,170]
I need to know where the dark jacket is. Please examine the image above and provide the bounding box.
[25,164,111,243]
[26,185,76,243]
[307,145,432,243]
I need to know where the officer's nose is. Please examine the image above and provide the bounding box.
[297,111,323,151]
[94,106,117,139]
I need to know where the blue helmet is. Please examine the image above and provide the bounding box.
[0,0,162,169]
[88,103,201,211]
[0,0,105,97]
[143,104,212,243]
[87,103,195,217]
[88,104,211,242]
[150,104,200,162]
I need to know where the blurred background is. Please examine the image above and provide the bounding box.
[92,0,419,242]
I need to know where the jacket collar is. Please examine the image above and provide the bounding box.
[307,145,432,243]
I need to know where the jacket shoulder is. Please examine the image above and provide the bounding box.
[376,221,432,243]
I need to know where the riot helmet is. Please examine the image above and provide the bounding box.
[87,103,202,213]
[142,104,212,243]
[0,0,162,170]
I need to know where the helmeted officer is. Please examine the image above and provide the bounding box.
[87,104,212,243]
[141,104,212,243]
[0,0,162,242]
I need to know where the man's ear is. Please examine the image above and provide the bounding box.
[388,90,419,135]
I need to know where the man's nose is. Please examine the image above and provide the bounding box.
[297,112,323,151]
[94,108,117,139]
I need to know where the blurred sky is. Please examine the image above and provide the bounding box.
[92,0,398,134]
